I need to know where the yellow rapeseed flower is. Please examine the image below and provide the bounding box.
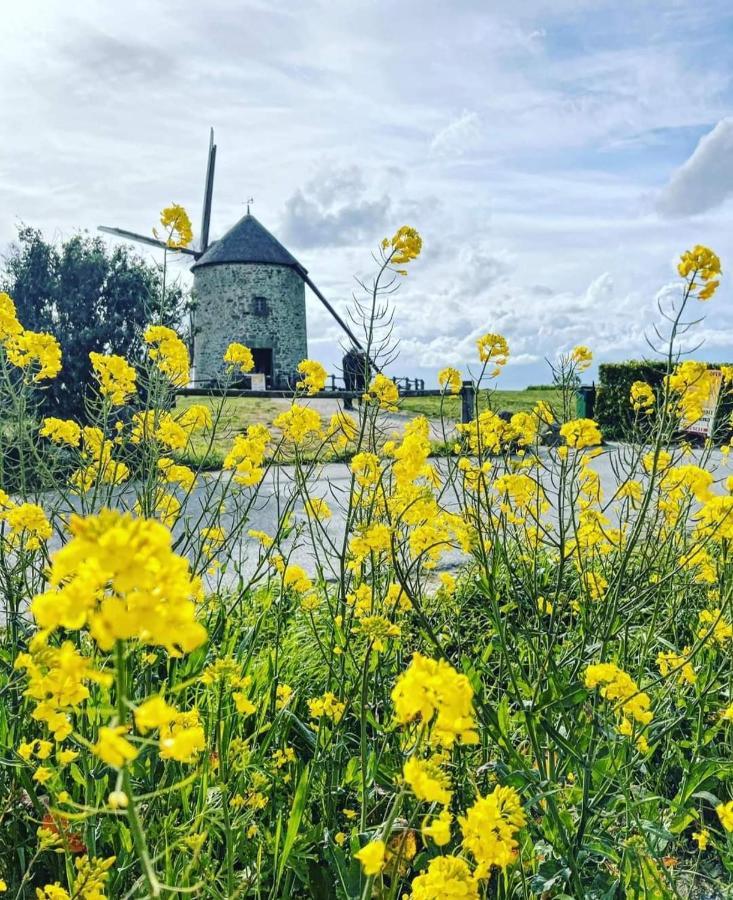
[0,291,22,341]
[307,691,345,723]
[677,245,721,301]
[391,652,478,747]
[410,856,478,899]
[5,329,62,380]
[630,381,655,413]
[135,695,177,733]
[476,333,509,375]
[354,839,386,876]
[31,510,206,656]
[223,342,255,374]
[560,418,602,449]
[144,325,189,387]
[89,352,137,405]
[296,359,328,395]
[421,808,452,846]
[155,203,194,249]
[438,367,462,394]
[2,503,52,550]
[570,345,593,371]
[716,800,733,832]
[364,373,399,411]
[274,404,322,443]
[39,417,82,447]
[382,225,422,267]
[93,726,138,768]
[403,756,452,805]
[459,785,525,879]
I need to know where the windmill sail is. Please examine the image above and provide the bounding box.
[199,128,216,254]
[97,226,198,256]
[98,129,379,374]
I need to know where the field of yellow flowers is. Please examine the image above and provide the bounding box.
[0,229,732,898]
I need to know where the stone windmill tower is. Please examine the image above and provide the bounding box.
[99,130,364,388]
[190,209,307,387]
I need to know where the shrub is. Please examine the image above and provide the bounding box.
[0,225,187,421]
[597,359,733,441]
[595,361,668,440]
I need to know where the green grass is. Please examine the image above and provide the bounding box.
[173,388,563,468]
[399,386,563,419]
[174,395,281,469]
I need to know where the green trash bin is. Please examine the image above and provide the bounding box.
[576,384,596,419]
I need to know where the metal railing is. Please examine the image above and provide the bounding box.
[179,379,478,424]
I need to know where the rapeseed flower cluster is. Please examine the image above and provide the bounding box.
[274,404,322,443]
[89,352,137,405]
[0,293,62,380]
[39,417,82,446]
[459,785,526,879]
[382,225,423,267]
[438,366,462,394]
[666,360,714,426]
[391,653,478,747]
[630,380,655,413]
[476,332,509,375]
[30,510,206,655]
[155,203,194,249]
[364,373,399,410]
[143,325,189,387]
[223,341,254,373]
[678,244,721,300]
[296,358,327,395]
[560,417,602,449]
[1,502,52,550]
[585,662,653,749]
[570,345,593,371]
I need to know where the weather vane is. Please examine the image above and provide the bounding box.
[246,197,254,214]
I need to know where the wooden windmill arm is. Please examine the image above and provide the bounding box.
[98,226,199,256]
[301,272,381,375]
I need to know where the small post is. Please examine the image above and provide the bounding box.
[461,380,475,425]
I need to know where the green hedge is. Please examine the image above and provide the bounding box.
[595,360,733,441]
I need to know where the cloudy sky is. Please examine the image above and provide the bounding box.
[2,0,733,386]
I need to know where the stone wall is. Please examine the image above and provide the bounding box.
[192,263,308,387]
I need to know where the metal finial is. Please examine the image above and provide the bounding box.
[246,197,254,214]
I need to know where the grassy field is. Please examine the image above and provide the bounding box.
[399,385,563,418]
[174,395,282,468]
[174,387,564,467]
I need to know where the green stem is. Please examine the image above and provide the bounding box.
[115,641,161,898]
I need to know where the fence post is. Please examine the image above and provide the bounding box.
[461,380,475,424]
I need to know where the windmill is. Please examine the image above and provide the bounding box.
[98,128,369,384]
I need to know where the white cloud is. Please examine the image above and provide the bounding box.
[656,118,733,217]
[280,166,391,249]
[2,0,733,387]
[430,111,482,157]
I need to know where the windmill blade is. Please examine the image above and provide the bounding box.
[98,226,198,256]
[199,128,217,253]
[302,272,381,374]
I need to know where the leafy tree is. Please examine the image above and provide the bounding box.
[1,226,187,419]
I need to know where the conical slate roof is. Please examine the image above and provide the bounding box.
[191,213,306,273]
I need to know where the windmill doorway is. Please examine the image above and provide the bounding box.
[251,348,273,383]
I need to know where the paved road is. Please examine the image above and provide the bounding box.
[21,442,731,592]
[188,442,729,588]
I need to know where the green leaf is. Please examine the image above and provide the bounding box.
[277,764,310,883]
